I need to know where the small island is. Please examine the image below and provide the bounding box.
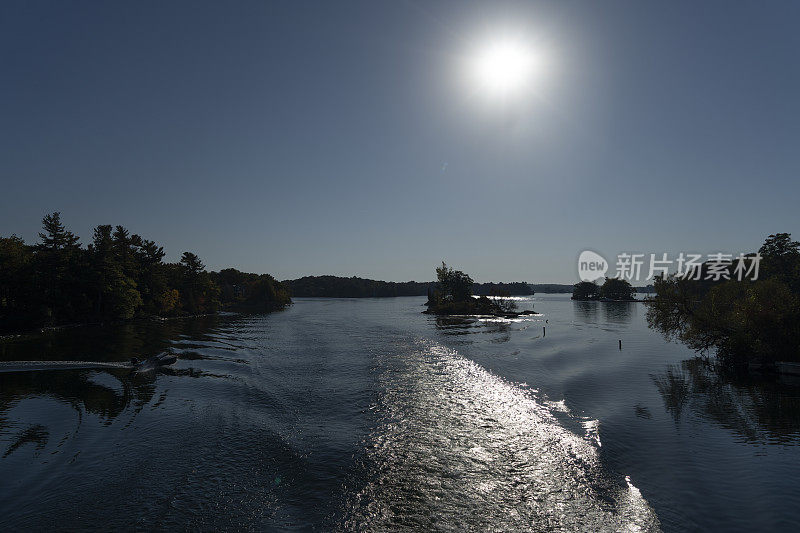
[571,278,637,301]
[424,262,537,317]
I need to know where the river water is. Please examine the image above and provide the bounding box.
[1,295,799,531]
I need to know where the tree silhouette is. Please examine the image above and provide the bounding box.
[38,212,80,251]
[572,281,600,300]
[0,212,291,332]
[648,233,800,367]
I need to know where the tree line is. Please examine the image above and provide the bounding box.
[284,276,533,298]
[0,212,291,333]
[647,233,800,367]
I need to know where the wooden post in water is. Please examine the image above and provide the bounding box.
[619,339,622,350]
[543,326,546,337]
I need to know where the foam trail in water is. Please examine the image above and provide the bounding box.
[343,341,660,532]
[0,361,130,373]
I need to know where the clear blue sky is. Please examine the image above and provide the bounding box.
[2,1,798,283]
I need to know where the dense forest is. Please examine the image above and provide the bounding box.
[473,282,533,296]
[284,276,533,298]
[647,233,800,368]
[531,284,575,293]
[0,213,291,333]
[285,276,432,298]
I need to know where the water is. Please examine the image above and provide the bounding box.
[2,295,799,531]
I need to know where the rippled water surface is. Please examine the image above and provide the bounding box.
[2,295,800,531]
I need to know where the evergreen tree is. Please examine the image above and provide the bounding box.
[38,212,80,251]
[0,212,290,332]
[35,212,88,323]
[90,224,141,319]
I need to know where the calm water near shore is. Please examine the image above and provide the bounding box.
[2,295,800,531]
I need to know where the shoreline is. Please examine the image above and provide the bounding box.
[0,307,290,340]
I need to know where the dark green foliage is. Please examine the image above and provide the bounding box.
[0,213,291,333]
[32,212,89,324]
[759,232,800,258]
[0,236,35,327]
[435,262,474,303]
[180,252,205,276]
[38,212,80,250]
[647,233,800,367]
[572,281,600,300]
[176,252,219,314]
[89,224,140,320]
[426,262,473,313]
[759,233,800,292]
[472,282,533,296]
[211,268,291,312]
[425,263,525,316]
[570,277,635,301]
[599,277,636,301]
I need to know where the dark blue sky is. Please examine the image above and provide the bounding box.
[2,1,798,283]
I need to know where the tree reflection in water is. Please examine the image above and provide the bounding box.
[572,300,635,325]
[573,301,599,323]
[603,301,635,324]
[652,358,800,444]
[0,315,230,459]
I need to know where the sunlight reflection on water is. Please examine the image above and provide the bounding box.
[344,341,659,531]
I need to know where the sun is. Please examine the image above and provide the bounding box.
[470,38,538,98]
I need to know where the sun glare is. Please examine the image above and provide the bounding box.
[470,39,539,98]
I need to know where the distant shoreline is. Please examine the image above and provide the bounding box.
[283,277,655,298]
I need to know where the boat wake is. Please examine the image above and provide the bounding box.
[343,340,660,532]
[0,361,130,373]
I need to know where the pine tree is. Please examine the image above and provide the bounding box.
[38,212,80,250]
